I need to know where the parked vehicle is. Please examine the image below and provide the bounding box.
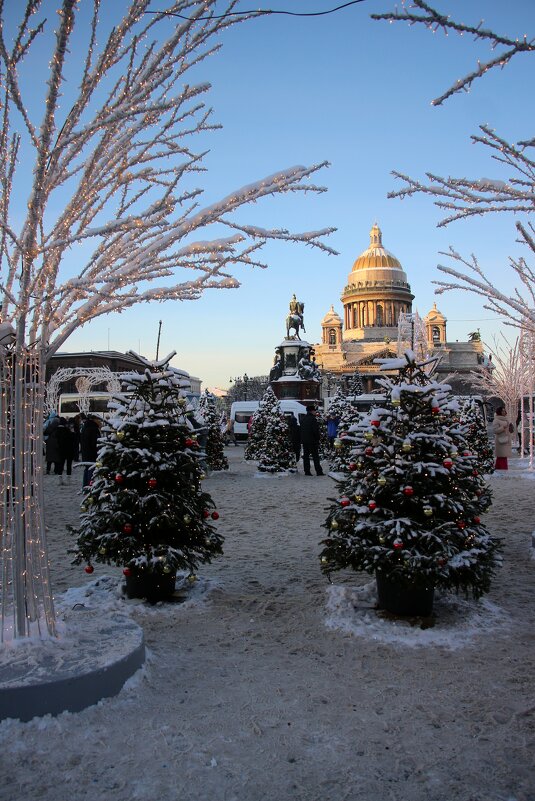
[230,399,308,439]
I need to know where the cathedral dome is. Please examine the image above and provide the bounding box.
[322,305,342,325]
[351,223,402,272]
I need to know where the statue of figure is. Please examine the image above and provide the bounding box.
[269,352,283,382]
[468,329,481,342]
[286,295,305,339]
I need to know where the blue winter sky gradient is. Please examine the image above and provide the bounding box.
[11,1,535,389]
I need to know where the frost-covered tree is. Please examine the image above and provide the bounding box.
[459,398,494,477]
[0,1,335,638]
[244,386,279,461]
[469,336,528,423]
[330,396,364,475]
[374,3,535,335]
[198,390,228,472]
[257,403,296,474]
[320,352,500,611]
[69,354,222,601]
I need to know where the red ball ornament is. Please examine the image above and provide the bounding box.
[203,509,210,518]
[123,567,132,576]
[148,478,157,489]
[368,500,377,511]
[472,516,481,524]
[185,438,194,447]
[393,541,404,550]
[211,511,220,520]
[431,406,440,415]
[457,520,466,530]
[122,523,133,534]
[438,558,447,567]
[463,450,471,457]
[365,447,373,456]
[403,486,414,496]
[370,419,380,428]
[340,497,351,507]
[115,473,124,484]
[84,565,94,574]
[443,458,453,469]
[349,463,358,472]
[472,469,479,476]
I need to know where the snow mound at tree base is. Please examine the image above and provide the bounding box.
[325,581,509,650]
[0,605,144,722]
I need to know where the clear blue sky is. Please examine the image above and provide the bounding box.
[21,2,535,388]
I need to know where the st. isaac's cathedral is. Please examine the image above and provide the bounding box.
[314,223,487,395]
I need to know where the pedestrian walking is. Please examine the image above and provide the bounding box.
[299,405,324,476]
[491,405,512,470]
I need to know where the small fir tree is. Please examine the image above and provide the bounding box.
[198,390,229,471]
[315,408,329,458]
[69,355,223,582]
[329,395,364,474]
[320,352,500,600]
[346,371,364,396]
[257,401,296,473]
[244,387,279,461]
[459,397,495,475]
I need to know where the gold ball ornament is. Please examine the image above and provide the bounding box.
[163,564,172,574]
[423,506,433,517]
[402,441,412,452]
[98,546,106,555]
[199,472,206,480]
[377,476,387,486]
[86,497,94,506]
[95,461,103,468]
[333,438,343,450]
[392,398,400,406]
[450,450,458,457]
[183,514,192,524]
[379,536,385,544]
[178,397,187,407]
[320,556,329,564]
[364,431,374,441]
[116,431,125,441]
[330,519,339,530]
[187,574,197,583]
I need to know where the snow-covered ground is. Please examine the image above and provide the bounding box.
[1,449,535,801]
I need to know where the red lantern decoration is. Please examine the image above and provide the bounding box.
[368,500,377,511]
[340,497,351,507]
[148,478,157,489]
[84,565,94,574]
[122,523,133,534]
[443,458,453,469]
[211,511,220,520]
[115,473,124,484]
[123,567,132,576]
[403,486,414,496]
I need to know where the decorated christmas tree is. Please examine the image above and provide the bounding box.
[329,395,364,475]
[459,397,495,476]
[320,352,500,614]
[346,371,364,396]
[257,403,296,474]
[315,408,329,458]
[69,354,223,600]
[198,390,229,471]
[244,387,279,461]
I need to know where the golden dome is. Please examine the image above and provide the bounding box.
[322,305,342,325]
[351,223,402,272]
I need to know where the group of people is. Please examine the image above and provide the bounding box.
[43,411,102,485]
[286,406,324,476]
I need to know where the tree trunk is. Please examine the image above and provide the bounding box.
[0,345,56,639]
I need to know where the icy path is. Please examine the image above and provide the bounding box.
[1,449,535,801]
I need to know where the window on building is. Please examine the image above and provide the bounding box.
[376,304,383,326]
[328,328,336,345]
[432,326,441,342]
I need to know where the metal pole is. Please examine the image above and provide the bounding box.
[156,320,162,360]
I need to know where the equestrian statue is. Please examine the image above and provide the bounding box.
[286,293,306,340]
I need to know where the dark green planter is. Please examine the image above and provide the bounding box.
[124,570,176,603]
[376,572,434,617]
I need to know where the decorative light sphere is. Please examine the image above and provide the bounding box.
[423,506,433,517]
[340,497,351,507]
[211,511,220,520]
[403,486,414,496]
[116,431,125,441]
[443,458,453,469]
[84,565,94,574]
[122,523,133,534]
[148,478,157,489]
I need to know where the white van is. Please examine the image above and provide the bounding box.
[230,399,308,439]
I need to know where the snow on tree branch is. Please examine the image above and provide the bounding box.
[0,1,336,356]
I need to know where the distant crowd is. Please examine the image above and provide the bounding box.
[43,411,102,486]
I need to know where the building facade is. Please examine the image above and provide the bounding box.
[315,223,485,395]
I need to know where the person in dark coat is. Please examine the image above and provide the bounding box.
[45,421,61,475]
[299,406,324,476]
[286,413,301,465]
[80,415,101,487]
[53,417,72,484]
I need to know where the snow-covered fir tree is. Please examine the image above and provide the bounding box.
[244,387,279,461]
[329,396,365,475]
[69,355,223,591]
[459,398,495,476]
[198,391,229,472]
[315,408,329,458]
[346,372,364,396]
[320,352,501,601]
[257,403,296,474]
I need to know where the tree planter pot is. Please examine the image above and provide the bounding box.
[124,570,176,603]
[376,572,434,617]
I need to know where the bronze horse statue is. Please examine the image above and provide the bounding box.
[286,302,305,340]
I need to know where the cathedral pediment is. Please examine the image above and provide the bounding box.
[347,347,398,368]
